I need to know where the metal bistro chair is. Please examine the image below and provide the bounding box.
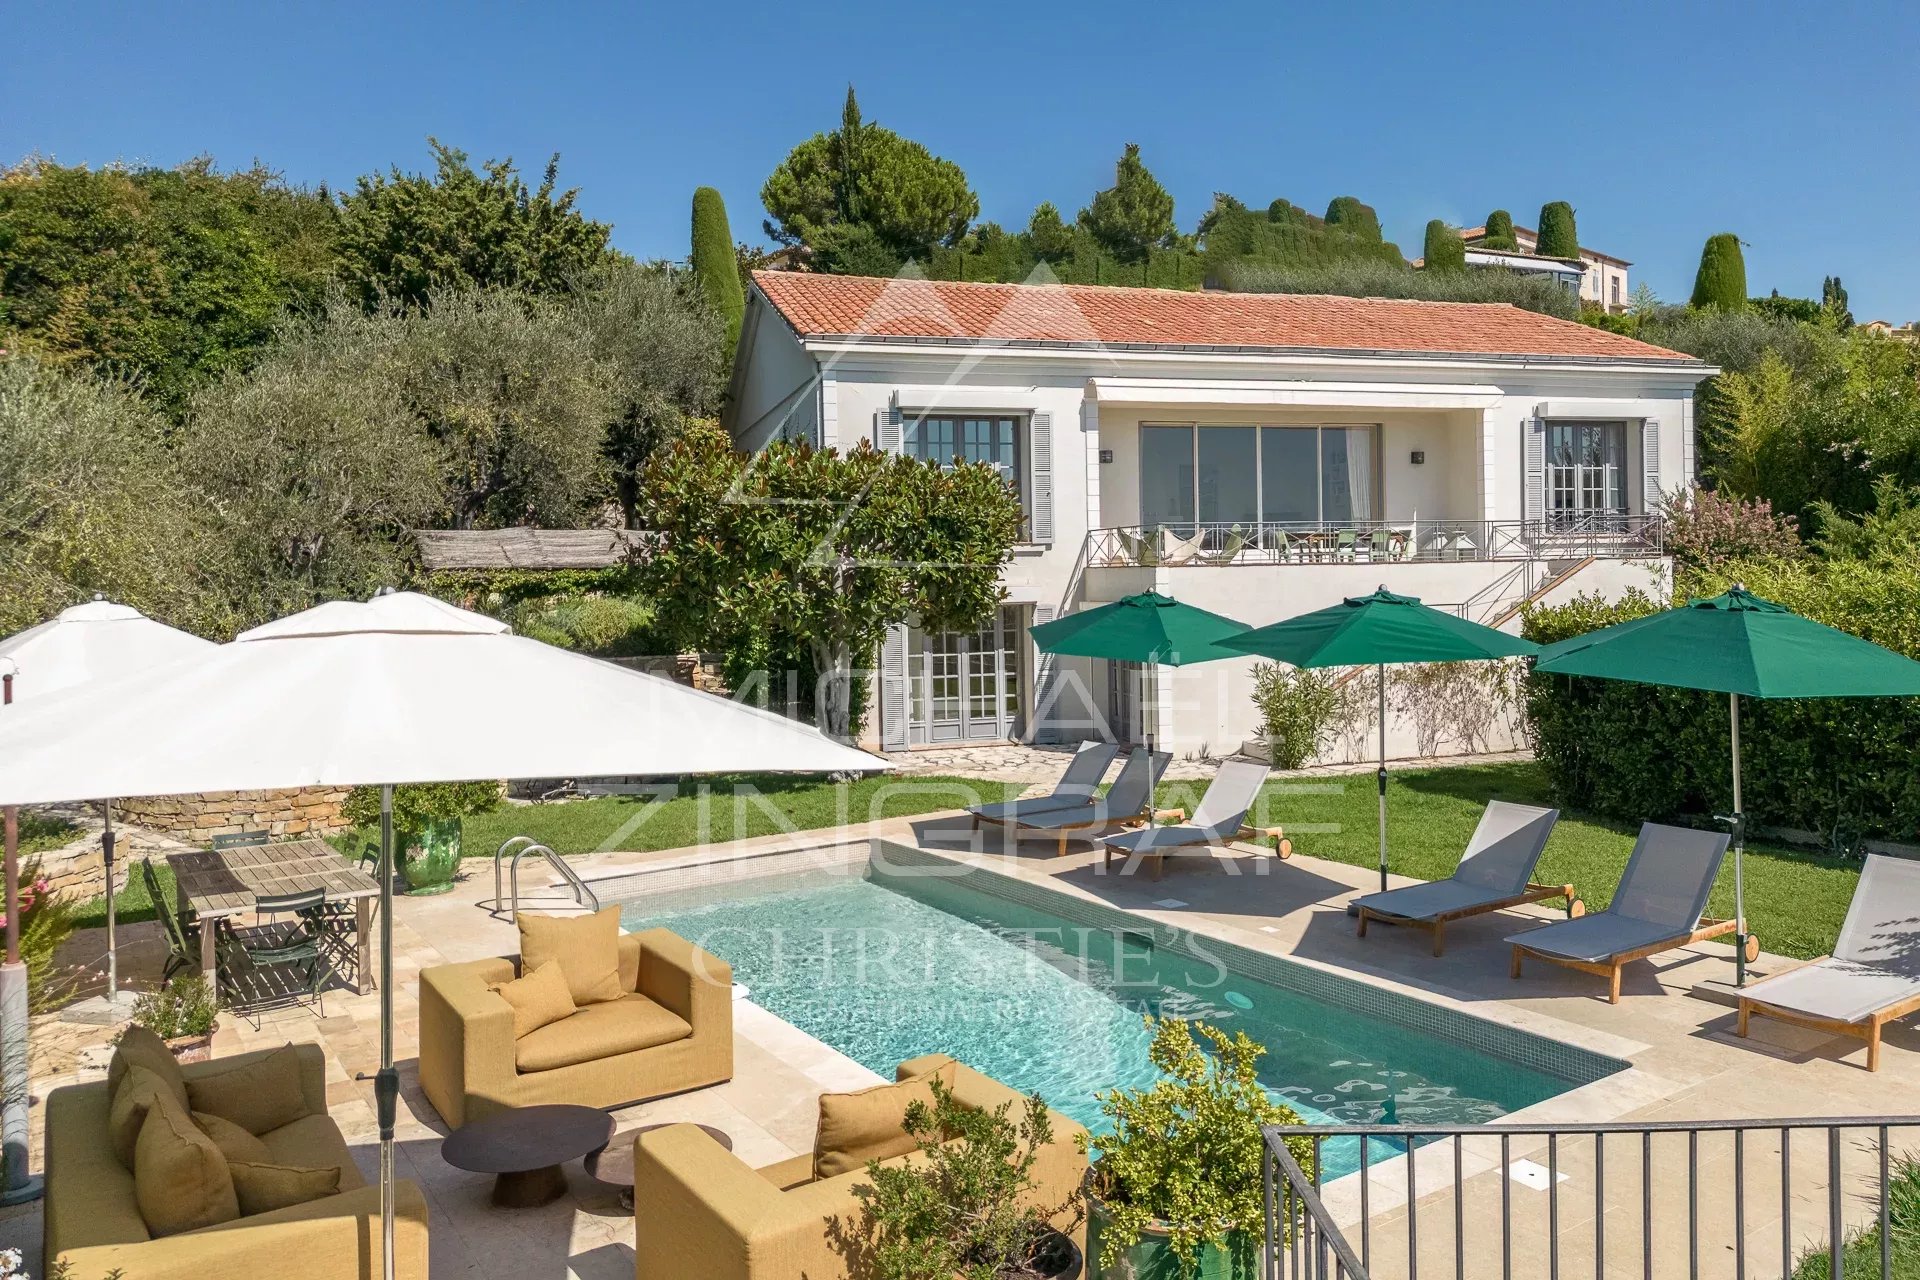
[217,888,336,1026]
[143,858,197,984]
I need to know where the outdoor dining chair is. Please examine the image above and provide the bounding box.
[142,857,198,984]
[217,886,336,1026]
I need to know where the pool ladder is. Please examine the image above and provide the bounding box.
[487,835,601,919]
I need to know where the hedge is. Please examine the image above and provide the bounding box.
[1520,562,1920,850]
[1691,233,1748,310]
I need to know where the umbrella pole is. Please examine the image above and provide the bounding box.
[1730,693,1748,987]
[103,801,119,1005]
[378,784,397,1280]
[1,667,35,1205]
[1376,663,1389,893]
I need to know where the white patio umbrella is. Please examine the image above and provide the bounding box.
[0,589,883,1275]
[0,598,214,1205]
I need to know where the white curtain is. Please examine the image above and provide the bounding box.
[1345,427,1375,520]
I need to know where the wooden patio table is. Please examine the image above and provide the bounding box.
[166,837,380,999]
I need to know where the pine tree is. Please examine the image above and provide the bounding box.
[1323,196,1383,242]
[690,187,745,352]
[1422,220,1466,272]
[1025,202,1073,261]
[1077,143,1176,263]
[1690,234,1748,310]
[1535,202,1579,258]
[1481,209,1517,251]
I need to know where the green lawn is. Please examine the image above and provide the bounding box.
[68,763,1860,960]
[1155,760,1860,961]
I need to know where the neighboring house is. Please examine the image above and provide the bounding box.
[1861,319,1920,343]
[726,272,1713,759]
[1458,225,1632,313]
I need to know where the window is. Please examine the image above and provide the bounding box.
[1546,421,1627,524]
[1611,277,1622,307]
[1142,424,1378,530]
[903,415,1023,498]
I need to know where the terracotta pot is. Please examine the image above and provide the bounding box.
[163,1021,218,1064]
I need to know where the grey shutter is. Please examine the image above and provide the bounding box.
[1523,415,1546,525]
[1031,604,1060,743]
[1028,412,1054,545]
[1641,418,1662,513]
[879,624,909,751]
[878,405,903,453]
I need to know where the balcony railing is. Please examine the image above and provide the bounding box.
[1263,1115,1920,1280]
[1086,516,1665,569]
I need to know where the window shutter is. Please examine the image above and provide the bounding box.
[1523,415,1546,524]
[879,624,908,751]
[1031,605,1060,743]
[1028,412,1054,545]
[1641,418,1662,512]
[878,406,903,453]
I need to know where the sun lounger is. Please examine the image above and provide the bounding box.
[998,747,1170,856]
[1099,760,1277,880]
[1738,854,1920,1071]
[1353,801,1575,955]
[968,741,1120,827]
[1507,822,1743,1004]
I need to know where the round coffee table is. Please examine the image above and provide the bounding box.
[587,1123,733,1209]
[442,1104,615,1208]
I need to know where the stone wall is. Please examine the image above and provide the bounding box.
[26,809,196,903]
[114,787,352,844]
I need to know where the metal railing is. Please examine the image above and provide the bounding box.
[1086,516,1665,569]
[1264,1115,1920,1280]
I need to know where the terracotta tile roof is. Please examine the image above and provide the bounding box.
[752,272,1691,363]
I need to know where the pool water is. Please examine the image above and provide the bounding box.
[621,864,1589,1175]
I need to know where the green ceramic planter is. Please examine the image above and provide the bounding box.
[401,818,462,896]
[1085,1193,1258,1280]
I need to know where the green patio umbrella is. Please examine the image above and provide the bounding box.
[1029,592,1250,754]
[1220,587,1539,892]
[1534,584,1920,984]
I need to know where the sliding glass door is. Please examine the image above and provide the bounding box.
[1141,424,1380,532]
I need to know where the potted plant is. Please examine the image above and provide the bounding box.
[125,975,222,1062]
[842,1076,1083,1279]
[342,781,500,895]
[1084,1017,1309,1279]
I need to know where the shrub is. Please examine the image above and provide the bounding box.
[1251,663,1341,768]
[510,591,656,655]
[1663,486,1804,576]
[1087,1017,1309,1274]
[8,858,78,1012]
[841,1075,1075,1280]
[1691,233,1748,310]
[1535,201,1579,258]
[690,187,745,353]
[1521,567,1920,849]
[341,781,502,843]
[127,975,221,1039]
[1219,258,1580,318]
[1481,208,1518,251]
[1421,220,1465,272]
[1812,476,1920,565]
[1322,196,1383,242]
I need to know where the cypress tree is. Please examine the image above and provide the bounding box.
[1324,196,1383,242]
[1822,275,1853,327]
[837,85,864,224]
[1535,201,1579,258]
[1690,233,1747,310]
[1422,220,1466,272]
[1482,209,1517,251]
[691,186,746,351]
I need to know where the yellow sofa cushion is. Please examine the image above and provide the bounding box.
[193,1109,272,1165]
[108,1025,187,1110]
[490,958,577,1039]
[107,1064,178,1171]
[133,1096,240,1238]
[229,1160,343,1216]
[812,1061,957,1180]
[185,1044,309,1136]
[514,993,691,1073]
[259,1112,368,1190]
[517,907,625,1005]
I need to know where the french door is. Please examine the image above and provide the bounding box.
[1546,421,1627,527]
[906,606,1021,744]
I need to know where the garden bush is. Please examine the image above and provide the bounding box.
[1521,566,1920,849]
[1251,663,1341,768]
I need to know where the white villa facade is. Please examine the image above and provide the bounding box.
[725,272,1713,760]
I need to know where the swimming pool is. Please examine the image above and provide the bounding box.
[617,846,1623,1175]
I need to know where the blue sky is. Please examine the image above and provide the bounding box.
[7,2,1918,320]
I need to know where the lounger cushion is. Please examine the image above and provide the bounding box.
[969,795,1095,824]
[514,993,691,1073]
[1354,879,1516,923]
[1103,824,1214,855]
[185,1044,309,1136]
[517,906,627,1005]
[1507,914,1683,964]
[1744,960,1920,1026]
[812,1060,958,1179]
[490,958,577,1039]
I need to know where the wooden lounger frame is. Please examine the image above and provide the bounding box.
[1510,918,1759,1004]
[1737,962,1920,1073]
[1099,807,1294,880]
[1357,882,1583,957]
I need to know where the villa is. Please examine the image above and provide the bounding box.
[728,272,1711,758]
